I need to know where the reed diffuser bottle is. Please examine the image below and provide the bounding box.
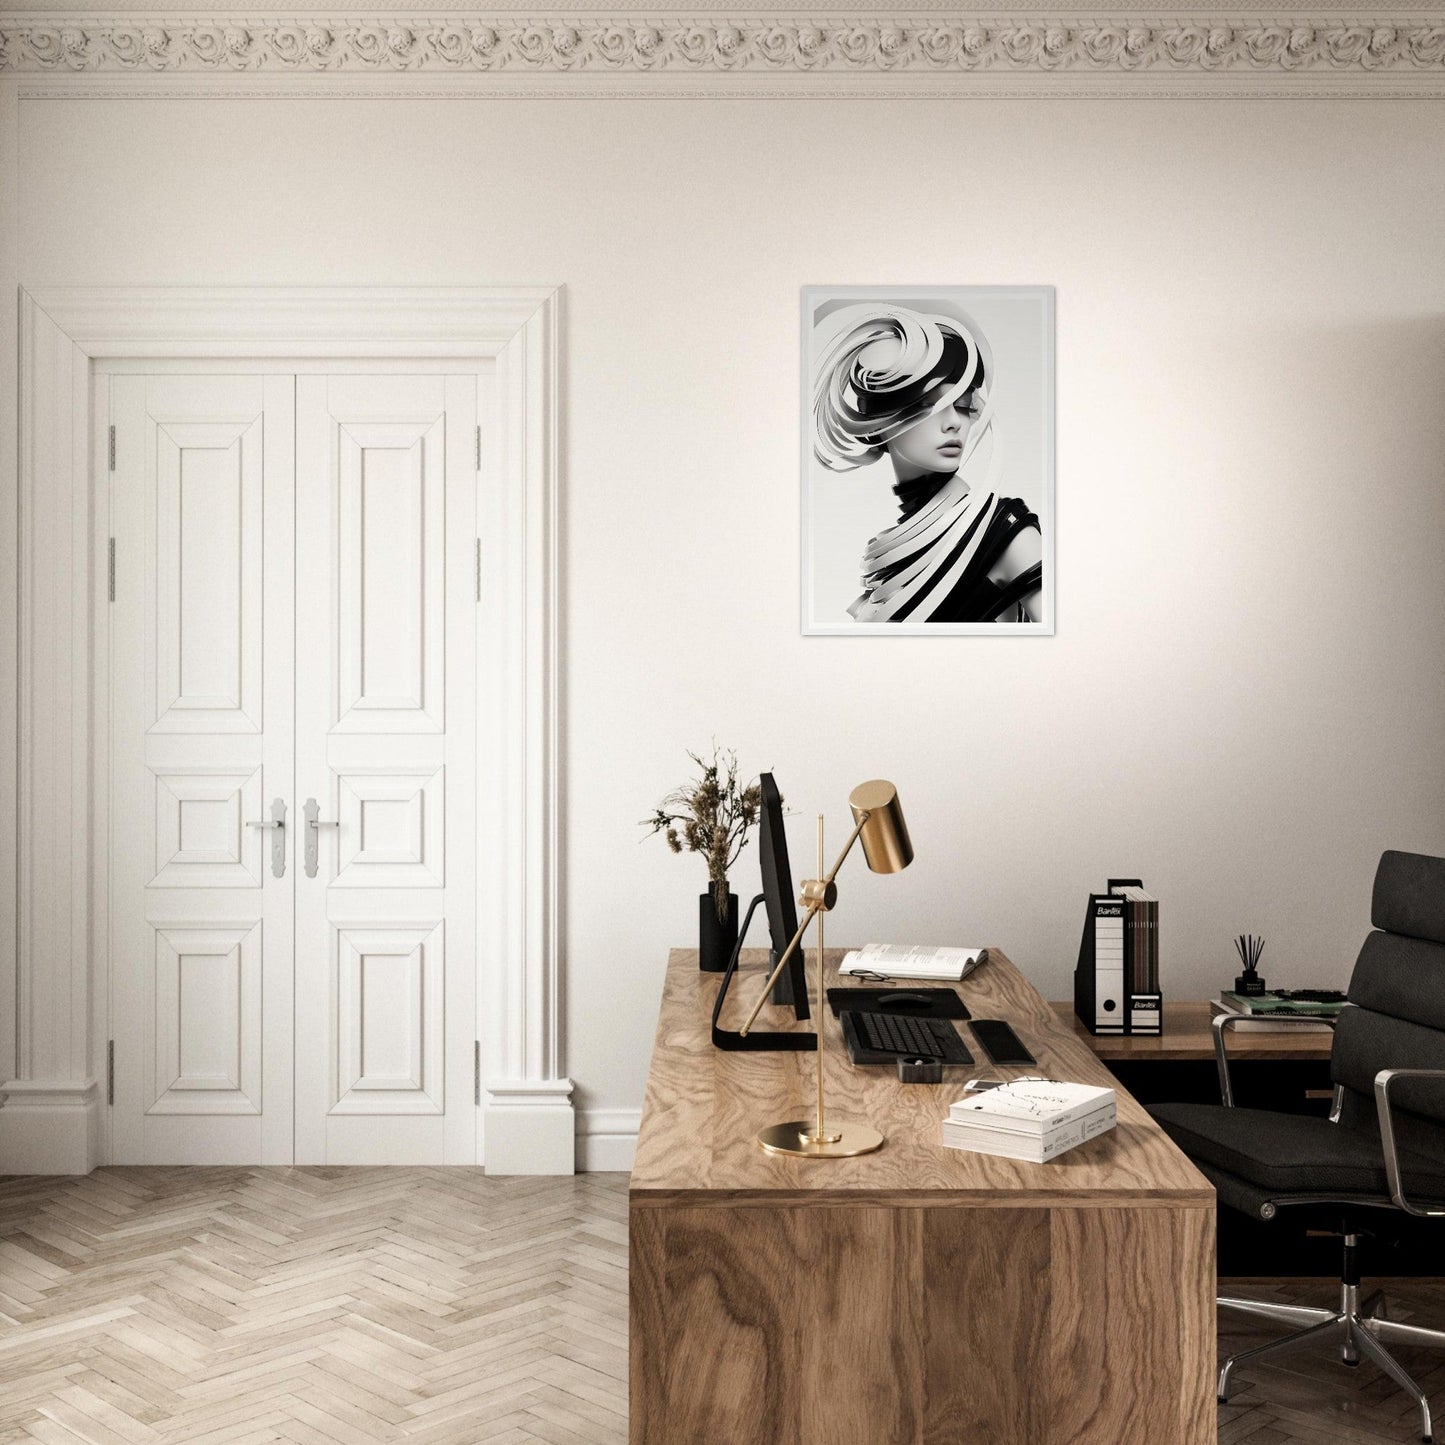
[1234,934,1266,996]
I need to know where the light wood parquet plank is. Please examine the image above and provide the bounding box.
[3,1167,1443,1443]
[21,1419,99,1445]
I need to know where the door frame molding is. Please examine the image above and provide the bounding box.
[5,285,571,1174]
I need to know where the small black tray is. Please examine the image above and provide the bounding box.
[826,986,970,1021]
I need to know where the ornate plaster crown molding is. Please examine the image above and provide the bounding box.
[3,12,1445,81]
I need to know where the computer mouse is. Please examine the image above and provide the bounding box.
[878,992,932,1010]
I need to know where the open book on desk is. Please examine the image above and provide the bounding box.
[839,944,987,982]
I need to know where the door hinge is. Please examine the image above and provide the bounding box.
[475,539,482,603]
[475,424,482,473]
[107,1040,115,1106]
[474,1041,481,1106]
[108,539,116,602]
[108,425,116,472]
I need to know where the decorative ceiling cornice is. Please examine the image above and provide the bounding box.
[2,12,1444,82]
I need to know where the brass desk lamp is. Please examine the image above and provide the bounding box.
[738,779,913,1158]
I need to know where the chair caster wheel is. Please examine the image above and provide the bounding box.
[1217,1397,1227,1405]
[1342,1358,1360,1367]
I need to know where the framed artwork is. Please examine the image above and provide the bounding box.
[802,285,1055,635]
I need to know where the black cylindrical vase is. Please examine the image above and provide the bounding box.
[698,886,739,972]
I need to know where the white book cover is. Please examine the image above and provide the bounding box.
[942,1102,1118,1143]
[942,1102,1117,1163]
[948,1078,1115,1134]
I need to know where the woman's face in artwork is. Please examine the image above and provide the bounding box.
[885,387,979,480]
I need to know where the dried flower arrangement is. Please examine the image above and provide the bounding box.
[643,746,764,922]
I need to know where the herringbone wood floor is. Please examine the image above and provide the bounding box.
[1218,1276,1445,1444]
[0,1169,628,1444]
[1,1169,1443,1443]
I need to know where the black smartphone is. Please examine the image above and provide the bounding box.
[970,1019,1036,1066]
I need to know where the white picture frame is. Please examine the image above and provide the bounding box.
[802,285,1055,636]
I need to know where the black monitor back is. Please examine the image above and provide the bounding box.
[758,773,810,1019]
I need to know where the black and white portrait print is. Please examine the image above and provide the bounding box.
[802,287,1054,635]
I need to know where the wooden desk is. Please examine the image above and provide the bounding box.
[1052,1000,1334,1062]
[630,949,1216,1445]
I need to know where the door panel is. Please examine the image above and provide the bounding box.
[334,922,445,1113]
[333,768,445,889]
[294,374,477,1164]
[110,375,295,1164]
[335,420,445,732]
[150,765,264,888]
[152,422,264,732]
[151,922,263,1114]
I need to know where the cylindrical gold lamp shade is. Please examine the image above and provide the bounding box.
[848,780,913,874]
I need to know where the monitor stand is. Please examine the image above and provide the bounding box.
[770,952,802,1008]
[711,894,817,1053]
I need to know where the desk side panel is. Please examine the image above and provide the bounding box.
[629,1203,667,1444]
[631,1199,1211,1445]
[922,1206,1051,1443]
[1049,1205,1216,1445]
[631,1202,803,1442]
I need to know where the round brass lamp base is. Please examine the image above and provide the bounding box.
[757,1120,885,1158]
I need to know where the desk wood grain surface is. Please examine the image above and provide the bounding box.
[630,947,1212,1207]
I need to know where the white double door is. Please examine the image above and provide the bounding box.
[109,370,479,1164]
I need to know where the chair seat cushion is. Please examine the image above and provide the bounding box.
[1148,1102,1445,1198]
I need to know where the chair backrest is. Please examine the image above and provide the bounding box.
[1331,851,1445,1156]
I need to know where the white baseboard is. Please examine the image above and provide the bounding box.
[0,1079,101,1175]
[576,1108,639,1173]
[483,1078,576,1175]
[0,1077,636,1176]
[0,1078,631,1177]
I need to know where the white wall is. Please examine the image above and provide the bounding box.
[16,94,1445,1154]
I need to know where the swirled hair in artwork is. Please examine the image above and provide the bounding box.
[810,302,1041,624]
[812,305,991,474]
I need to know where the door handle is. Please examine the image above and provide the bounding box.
[246,797,288,879]
[303,797,339,879]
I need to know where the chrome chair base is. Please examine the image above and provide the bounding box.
[1219,1282,1445,1443]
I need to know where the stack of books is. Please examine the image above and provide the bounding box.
[941,1079,1117,1163]
[1211,989,1345,1033]
[1119,886,1159,1000]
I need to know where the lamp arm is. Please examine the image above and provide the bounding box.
[820,812,871,889]
[738,811,871,1037]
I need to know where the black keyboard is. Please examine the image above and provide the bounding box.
[841,1010,974,1065]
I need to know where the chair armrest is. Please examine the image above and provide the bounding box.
[1212,1011,1337,1108]
[1374,1068,1445,1217]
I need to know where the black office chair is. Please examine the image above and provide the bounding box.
[1150,850,1445,1443]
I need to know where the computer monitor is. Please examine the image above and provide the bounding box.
[709,771,815,1051]
[758,773,810,1021]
